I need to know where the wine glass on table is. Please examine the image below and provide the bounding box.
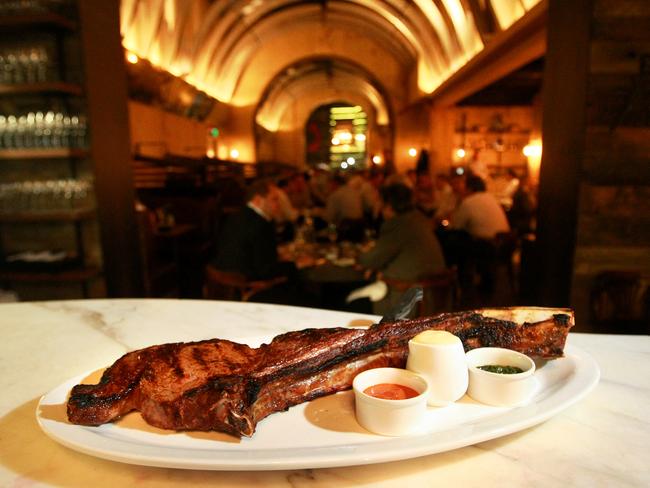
[327,223,338,244]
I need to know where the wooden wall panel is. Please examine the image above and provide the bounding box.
[568,0,650,328]
[535,0,592,307]
[583,127,650,182]
[129,101,209,159]
[79,0,144,297]
[593,0,650,41]
[577,184,650,245]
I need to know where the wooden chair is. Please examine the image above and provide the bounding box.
[203,265,287,302]
[382,267,459,317]
[494,231,518,293]
[136,209,179,297]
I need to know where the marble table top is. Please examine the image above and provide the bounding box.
[0,299,648,487]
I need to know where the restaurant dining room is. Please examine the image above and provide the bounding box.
[0,0,648,486]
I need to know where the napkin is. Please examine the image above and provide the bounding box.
[346,280,388,303]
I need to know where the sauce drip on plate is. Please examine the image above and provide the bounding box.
[363,383,419,400]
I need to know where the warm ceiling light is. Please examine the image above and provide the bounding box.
[126,51,139,64]
[456,148,466,158]
[408,148,417,157]
[372,155,382,165]
[523,143,542,158]
[230,149,240,159]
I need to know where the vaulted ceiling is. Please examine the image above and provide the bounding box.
[120,0,542,129]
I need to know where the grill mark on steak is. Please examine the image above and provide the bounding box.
[191,347,207,368]
[67,308,573,437]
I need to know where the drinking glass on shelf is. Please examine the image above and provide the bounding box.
[0,183,11,212]
[2,115,18,148]
[327,223,338,244]
[0,51,11,84]
[0,115,7,148]
[5,53,18,84]
[28,46,49,83]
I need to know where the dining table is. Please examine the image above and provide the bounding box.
[278,241,371,310]
[0,299,648,487]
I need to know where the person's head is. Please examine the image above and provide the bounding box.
[288,172,307,190]
[368,169,385,187]
[434,173,449,189]
[406,169,417,184]
[449,172,467,196]
[348,174,364,190]
[384,172,413,189]
[380,183,414,220]
[332,173,346,188]
[416,171,432,186]
[246,179,282,221]
[466,174,486,193]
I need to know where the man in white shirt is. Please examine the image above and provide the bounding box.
[325,174,364,224]
[449,174,510,298]
[450,175,510,239]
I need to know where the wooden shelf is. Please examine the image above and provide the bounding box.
[0,266,100,283]
[0,207,95,223]
[0,148,89,160]
[0,82,83,96]
[0,12,76,31]
[455,130,531,135]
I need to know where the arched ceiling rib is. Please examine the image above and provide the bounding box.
[190,1,424,102]
[121,0,542,104]
[256,58,390,132]
[229,11,412,108]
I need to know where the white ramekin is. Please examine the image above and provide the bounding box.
[406,333,468,406]
[352,367,430,436]
[465,347,537,407]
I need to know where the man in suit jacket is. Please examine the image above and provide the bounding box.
[209,179,314,305]
[358,183,446,315]
[211,179,291,281]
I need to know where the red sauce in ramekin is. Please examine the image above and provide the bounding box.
[363,383,419,400]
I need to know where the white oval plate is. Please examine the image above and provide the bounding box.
[36,344,599,471]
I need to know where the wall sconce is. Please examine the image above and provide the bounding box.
[523,143,542,158]
[126,51,139,64]
[230,148,240,160]
[523,140,542,183]
[455,148,466,159]
[372,155,382,165]
[408,147,417,157]
[206,148,215,158]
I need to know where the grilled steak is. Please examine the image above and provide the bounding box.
[67,307,573,437]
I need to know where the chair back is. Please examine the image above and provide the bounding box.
[204,267,248,301]
[136,209,179,297]
[204,266,288,302]
[494,231,518,262]
[383,267,458,317]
